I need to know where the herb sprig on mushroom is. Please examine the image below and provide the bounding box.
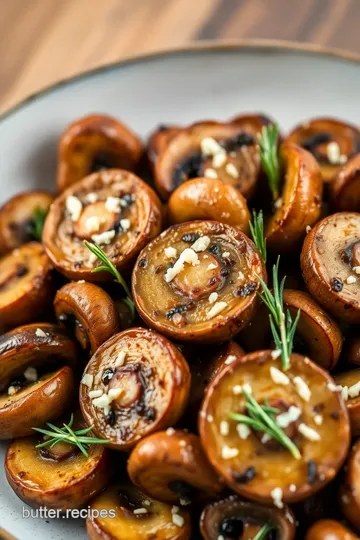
[249,209,267,263]
[257,123,281,201]
[30,207,48,241]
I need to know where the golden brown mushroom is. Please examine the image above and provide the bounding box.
[54,281,121,354]
[146,124,182,173]
[57,114,143,191]
[43,169,162,281]
[301,212,360,323]
[86,482,191,540]
[340,440,360,534]
[0,191,54,253]
[80,328,191,450]
[127,430,223,504]
[132,220,266,343]
[199,351,350,505]
[0,242,54,331]
[305,520,358,540]
[344,337,360,366]
[334,370,360,436]
[330,154,360,211]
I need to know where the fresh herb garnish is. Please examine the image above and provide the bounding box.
[249,209,267,263]
[33,414,108,457]
[229,388,301,460]
[84,240,135,321]
[256,257,300,371]
[29,207,48,241]
[253,524,276,540]
[258,124,281,201]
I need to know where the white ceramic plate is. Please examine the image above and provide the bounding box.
[1,40,360,539]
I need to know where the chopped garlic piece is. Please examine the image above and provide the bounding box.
[208,263,218,270]
[133,508,148,515]
[276,406,302,428]
[166,427,175,436]
[92,394,110,409]
[232,385,242,395]
[213,152,227,168]
[209,292,218,304]
[270,366,289,385]
[172,513,184,527]
[220,420,229,436]
[207,301,227,319]
[165,247,177,258]
[225,163,239,178]
[35,328,46,338]
[225,355,237,365]
[237,423,250,440]
[201,137,225,156]
[66,195,82,221]
[191,235,210,252]
[327,142,341,164]
[348,381,360,399]
[221,445,239,459]
[271,487,284,508]
[222,251,230,258]
[120,218,131,231]
[89,389,103,399]
[86,193,98,203]
[346,275,357,285]
[299,423,320,441]
[353,266,360,274]
[81,374,94,387]
[8,386,17,396]
[115,351,126,367]
[105,197,122,213]
[91,230,115,245]
[294,376,311,402]
[314,415,323,426]
[165,248,200,283]
[108,388,123,401]
[204,168,218,179]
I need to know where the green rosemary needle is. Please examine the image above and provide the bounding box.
[229,388,301,460]
[253,524,276,540]
[84,240,136,321]
[33,414,108,457]
[258,123,281,201]
[30,207,48,242]
[249,209,267,263]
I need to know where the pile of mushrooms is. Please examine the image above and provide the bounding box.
[1,111,360,539]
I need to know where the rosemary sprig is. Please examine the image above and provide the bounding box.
[256,257,300,371]
[249,209,267,263]
[84,240,136,321]
[33,414,108,457]
[253,524,276,540]
[258,124,281,201]
[29,207,48,241]
[229,388,301,460]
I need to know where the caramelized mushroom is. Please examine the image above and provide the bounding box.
[5,412,110,509]
[57,114,143,191]
[265,143,323,252]
[334,369,360,436]
[127,430,223,504]
[345,337,360,366]
[86,482,191,540]
[0,242,54,331]
[301,212,360,323]
[154,114,274,200]
[330,154,360,211]
[132,221,266,343]
[80,328,191,450]
[146,124,182,172]
[0,191,54,253]
[340,440,360,533]
[43,169,162,281]
[305,520,358,540]
[200,495,296,540]
[167,177,251,233]
[54,281,121,354]
[199,351,350,505]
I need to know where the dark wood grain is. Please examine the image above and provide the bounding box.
[1,0,360,112]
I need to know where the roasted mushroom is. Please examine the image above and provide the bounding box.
[330,154,360,212]
[80,327,191,450]
[285,118,360,183]
[154,114,274,200]
[54,281,121,354]
[334,369,360,436]
[5,412,110,510]
[0,191,54,253]
[43,169,162,281]
[86,481,191,540]
[345,337,360,366]
[340,440,360,533]
[132,221,266,343]
[265,142,323,252]
[0,242,54,331]
[127,430,223,504]
[199,351,350,505]
[301,212,360,323]
[146,124,182,172]
[200,495,296,540]
[305,520,358,540]
[57,114,143,191]
[167,177,251,233]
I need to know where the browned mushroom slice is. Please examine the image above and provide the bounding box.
[330,154,360,211]
[265,143,323,252]
[334,369,360,436]
[0,242,54,331]
[199,351,350,505]
[154,114,274,200]
[57,114,143,191]
[127,430,223,504]
[146,124,182,172]
[167,177,251,233]
[43,169,162,281]
[285,117,360,182]
[86,482,191,540]
[305,520,358,540]
[5,411,110,509]
[54,281,121,354]
[0,191,54,253]
[344,337,360,366]
[301,212,360,323]
[340,440,360,534]
[80,327,191,450]
[200,495,296,540]
[132,221,266,343]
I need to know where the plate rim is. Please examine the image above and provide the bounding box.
[2,38,360,124]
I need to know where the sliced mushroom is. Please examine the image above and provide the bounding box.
[167,177,251,233]
[199,351,350,505]
[57,114,143,191]
[0,191,54,253]
[301,212,360,323]
[334,369,360,436]
[200,494,296,540]
[0,242,54,331]
[305,520,358,540]
[54,281,121,354]
[43,169,162,281]
[5,412,110,509]
[285,118,360,182]
[86,482,191,540]
[340,440,360,533]
[146,124,182,172]
[344,337,360,366]
[132,221,266,343]
[154,114,274,200]
[330,154,360,211]
[127,430,223,504]
[265,143,323,252]
[80,327,191,450]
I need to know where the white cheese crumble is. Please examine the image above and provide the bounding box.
[204,168,218,179]
[225,163,239,178]
[92,394,111,409]
[346,275,357,285]
[108,388,123,400]
[261,433,272,444]
[314,415,323,426]
[270,366,289,385]
[24,367,38,382]
[8,386,17,396]
[180,498,191,506]
[222,251,230,258]
[349,381,360,399]
[166,427,175,436]
[120,218,131,231]
[213,152,227,168]
[207,301,227,319]
[341,386,349,401]
[86,193,98,203]
[238,271,244,280]
[221,445,239,459]
[271,487,284,508]
[91,230,115,245]
[327,382,339,392]
[143,500,151,506]
[179,440,186,447]
[276,406,302,428]
[85,216,101,233]
[66,195,83,221]
[353,266,360,274]
[81,374,94,387]
[232,385,242,395]
[89,389,103,399]
[115,351,126,367]
[192,235,210,252]
[225,355,237,365]
[207,415,214,422]
[171,506,180,514]
[165,248,200,282]
[201,137,225,156]
[242,383,252,395]
[35,328,47,338]
[289,484,297,493]
[298,423,320,441]
[220,420,229,436]
[133,508,148,515]
[294,376,311,402]
[172,513,184,527]
[274,197,283,209]
[270,349,282,360]
[209,292,218,304]
[105,197,122,213]
[237,423,250,439]
[327,142,341,164]
[208,263,218,270]
[165,247,177,258]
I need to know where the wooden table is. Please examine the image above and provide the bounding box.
[1,0,360,112]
